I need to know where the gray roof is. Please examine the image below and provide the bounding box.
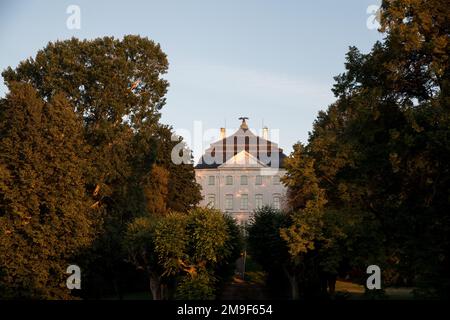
[195,123,287,169]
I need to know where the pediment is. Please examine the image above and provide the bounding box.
[218,150,267,168]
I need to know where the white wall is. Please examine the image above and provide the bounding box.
[195,167,287,223]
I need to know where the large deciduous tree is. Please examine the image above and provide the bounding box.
[124,208,241,300]
[2,35,171,217]
[1,35,201,298]
[0,83,97,299]
[250,0,449,300]
[283,0,449,298]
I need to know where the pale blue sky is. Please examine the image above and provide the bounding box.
[0,0,383,156]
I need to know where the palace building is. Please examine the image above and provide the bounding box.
[194,118,288,223]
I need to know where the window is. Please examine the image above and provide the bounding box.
[208,176,215,185]
[255,194,263,209]
[240,175,248,185]
[273,175,280,185]
[255,175,263,185]
[273,194,281,210]
[226,175,233,185]
[240,194,248,210]
[207,194,216,208]
[225,194,233,210]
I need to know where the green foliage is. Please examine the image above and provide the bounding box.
[2,35,169,130]
[143,165,170,215]
[154,208,230,278]
[248,207,303,299]
[214,214,244,288]
[1,36,169,297]
[152,125,202,212]
[154,213,188,277]
[1,35,173,222]
[281,145,385,275]
[281,144,327,260]
[247,206,290,272]
[283,0,450,298]
[183,208,230,265]
[250,1,450,299]
[174,272,215,300]
[0,35,202,299]
[123,216,159,274]
[124,208,240,300]
[221,214,244,267]
[380,0,449,93]
[282,143,327,212]
[0,83,98,299]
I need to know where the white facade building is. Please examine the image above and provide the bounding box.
[195,118,288,223]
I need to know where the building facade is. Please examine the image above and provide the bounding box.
[195,118,288,223]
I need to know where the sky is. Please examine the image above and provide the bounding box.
[0,0,383,158]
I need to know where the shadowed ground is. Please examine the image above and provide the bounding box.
[219,276,270,300]
[219,255,270,300]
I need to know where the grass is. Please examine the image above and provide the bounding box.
[335,280,415,300]
[242,254,268,285]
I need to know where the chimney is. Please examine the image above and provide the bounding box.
[220,127,226,140]
[262,126,269,140]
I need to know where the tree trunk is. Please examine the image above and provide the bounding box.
[112,275,123,300]
[328,276,336,295]
[149,274,162,300]
[283,266,299,300]
[161,283,169,300]
[289,274,299,300]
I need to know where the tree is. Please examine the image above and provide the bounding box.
[252,141,386,299]
[0,83,98,299]
[282,143,327,212]
[280,143,331,298]
[296,0,450,297]
[247,207,292,298]
[1,35,202,298]
[2,35,171,216]
[152,125,202,212]
[155,208,231,299]
[124,208,240,300]
[142,165,170,215]
[215,214,244,286]
[1,36,171,297]
[123,215,167,300]
[380,0,449,96]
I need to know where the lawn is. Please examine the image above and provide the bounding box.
[335,280,415,300]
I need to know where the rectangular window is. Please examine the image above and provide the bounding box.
[240,175,248,185]
[241,194,248,210]
[255,194,263,209]
[226,175,233,185]
[225,194,233,210]
[207,194,216,208]
[273,175,280,185]
[273,194,281,210]
[255,175,263,185]
[208,176,215,185]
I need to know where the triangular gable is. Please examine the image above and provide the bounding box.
[218,150,267,168]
